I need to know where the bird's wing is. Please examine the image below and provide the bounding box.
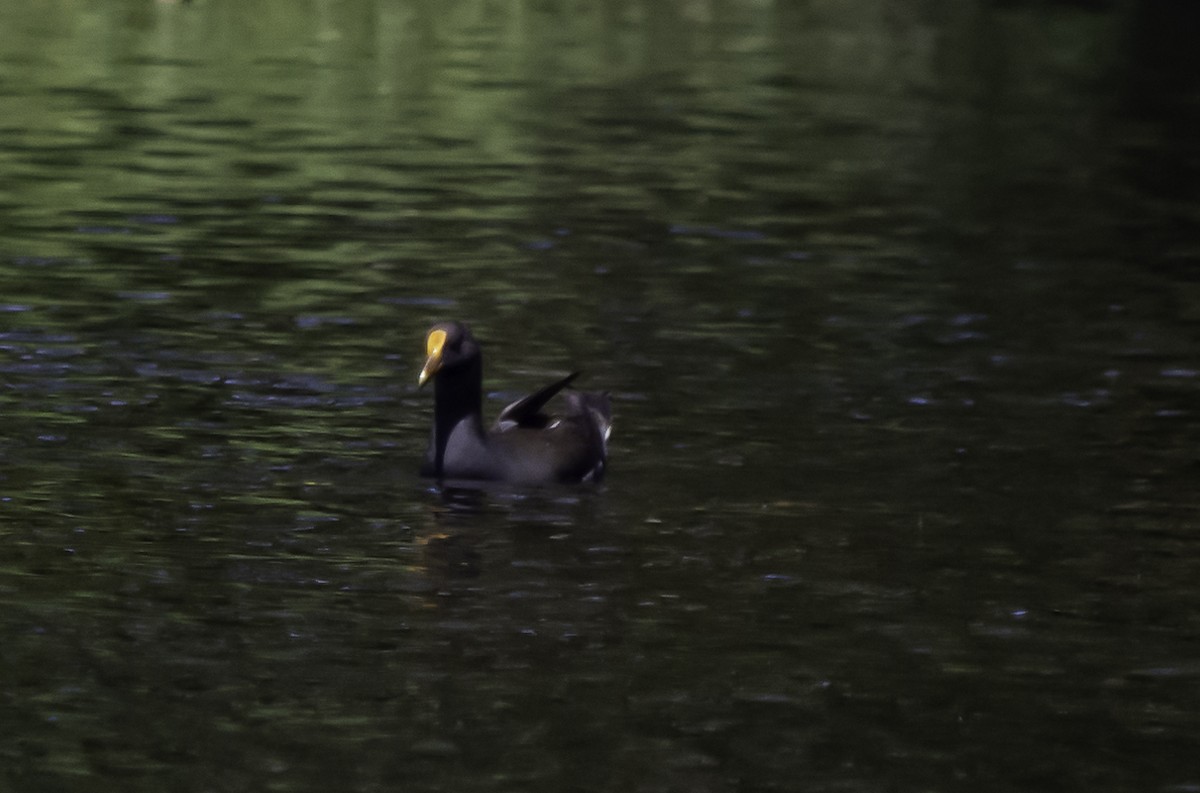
[494,372,579,430]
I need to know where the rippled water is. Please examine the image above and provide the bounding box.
[2,2,1199,792]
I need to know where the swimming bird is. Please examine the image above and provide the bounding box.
[418,321,612,484]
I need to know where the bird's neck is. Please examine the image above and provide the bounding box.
[431,360,485,475]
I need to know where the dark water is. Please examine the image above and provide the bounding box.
[2,2,1199,791]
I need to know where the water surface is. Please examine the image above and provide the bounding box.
[2,2,1198,792]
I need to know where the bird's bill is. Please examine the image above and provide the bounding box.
[418,328,447,387]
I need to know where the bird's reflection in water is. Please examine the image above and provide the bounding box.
[412,485,488,579]
[415,481,601,579]
[417,531,483,580]
[433,483,491,516]
[429,480,593,522]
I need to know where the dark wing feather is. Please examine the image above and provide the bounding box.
[494,372,580,430]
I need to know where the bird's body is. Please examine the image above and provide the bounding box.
[418,322,611,485]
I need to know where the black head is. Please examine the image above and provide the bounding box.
[418,321,481,387]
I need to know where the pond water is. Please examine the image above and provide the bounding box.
[2,2,1198,792]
